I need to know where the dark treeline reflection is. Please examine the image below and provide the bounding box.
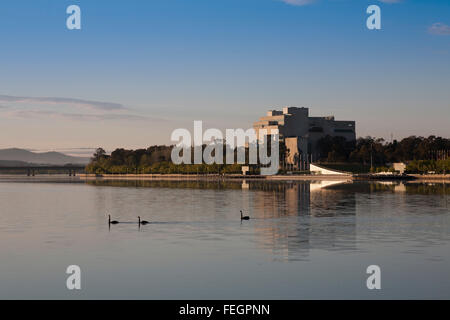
[86,179,246,190]
[83,179,449,262]
[85,179,449,196]
[248,181,358,261]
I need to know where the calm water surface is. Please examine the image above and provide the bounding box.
[0,177,449,299]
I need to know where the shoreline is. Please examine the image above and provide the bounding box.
[77,173,353,181]
[1,173,449,183]
[76,173,450,182]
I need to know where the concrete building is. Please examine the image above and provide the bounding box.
[253,107,356,167]
[392,162,407,174]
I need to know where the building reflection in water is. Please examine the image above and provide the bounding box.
[243,180,449,261]
[85,179,449,261]
[244,179,357,261]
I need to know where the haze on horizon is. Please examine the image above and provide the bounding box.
[0,0,449,155]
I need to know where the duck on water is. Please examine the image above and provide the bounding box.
[240,210,250,220]
[138,216,150,225]
[108,214,119,225]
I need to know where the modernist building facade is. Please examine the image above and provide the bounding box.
[253,107,356,166]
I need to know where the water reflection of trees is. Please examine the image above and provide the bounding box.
[364,182,449,195]
[247,180,358,261]
[405,183,449,195]
[85,179,448,261]
[85,179,449,196]
[85,179,245,190]
[245,181,448,261]
[248,181,448,261]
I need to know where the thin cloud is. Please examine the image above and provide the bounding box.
[279,0,402,6]
[279,0,317,6]
[0,95,126,111]
[0,94,167,122]
[3,109,161,122]
[378,0,403,3]
[428,23,450,36]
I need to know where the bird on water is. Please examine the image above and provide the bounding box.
[108,214,119,225]
[138,216,150,225]
[240,210,250,220]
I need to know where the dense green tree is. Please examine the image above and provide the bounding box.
[92,147,107,162]
[86,136,450,175]
[319,135,450,165]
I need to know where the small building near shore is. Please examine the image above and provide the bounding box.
[241,166,250,175]
[393,163,407,174]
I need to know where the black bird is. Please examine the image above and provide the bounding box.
[138,216,150,225]
[240,210,250,220]
[108,214,119,225]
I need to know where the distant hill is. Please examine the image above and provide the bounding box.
[0,148,90,165]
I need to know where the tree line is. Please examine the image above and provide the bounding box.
[86,145,246,175]
[316,135,450,173]
[86,135,450,175]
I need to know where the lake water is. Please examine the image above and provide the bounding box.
[0,177,449,299]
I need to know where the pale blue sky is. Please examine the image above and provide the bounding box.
[0,0,449,154]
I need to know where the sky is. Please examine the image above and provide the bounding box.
[0,0,449,155]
